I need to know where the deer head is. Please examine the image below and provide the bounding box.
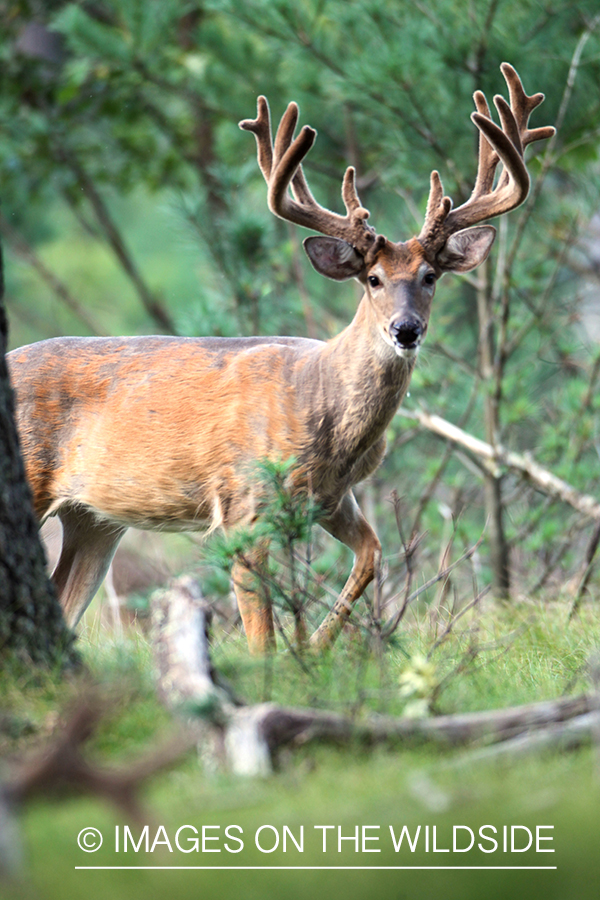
[240,63,555,360]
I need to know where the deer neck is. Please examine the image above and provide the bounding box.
[300,294,414,491]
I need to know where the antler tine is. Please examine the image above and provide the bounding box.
[271,101,319,209]
[472,90,500,196]
[267,123,320,227]
[239,95,273,184]
[239,97,319,218]
[445,111,530,231]
[418,171,452,246]
[272,100,301,169]
[492,63,555,193]
[292,165,370,224]
[419,64,555,252]
[240,96,320,229]
[500,62,555,149]
[241,96,379,256]
[341,166,363,214]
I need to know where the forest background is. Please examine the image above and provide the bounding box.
[1,2,600,899]
[2,0,600,605]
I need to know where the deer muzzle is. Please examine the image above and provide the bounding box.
[388,316,425,358]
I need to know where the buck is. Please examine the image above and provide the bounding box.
[8,64,553,652]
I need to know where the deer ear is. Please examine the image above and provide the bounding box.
[437,225,496,273]
[303,236,365,281]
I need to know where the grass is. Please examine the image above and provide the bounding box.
[2,596,600,899]
[210,597,595,716]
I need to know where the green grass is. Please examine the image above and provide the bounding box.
[210,597,595,717]
[2,598,600,899]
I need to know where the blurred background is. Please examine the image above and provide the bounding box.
[1,0,600,624]
[3,6,600,899]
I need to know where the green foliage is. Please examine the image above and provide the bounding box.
[208,457,319,565]
[205,457,322,629]
[2,0,600,597]
[3,593,600,897]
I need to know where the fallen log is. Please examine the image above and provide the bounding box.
[451,710,600,765]
[152,576,597,775]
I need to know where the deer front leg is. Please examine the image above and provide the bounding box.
[310,492,381,650]
[232,542,276,655]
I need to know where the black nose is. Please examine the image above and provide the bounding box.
[389,318,423,349]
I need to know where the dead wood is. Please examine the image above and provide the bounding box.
[0,692,193,877]
[4,694,192,818]
[400,407,600,521]
[451,710,600,765]
[152,576,596,774]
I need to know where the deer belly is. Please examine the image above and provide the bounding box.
[50,413,256,533]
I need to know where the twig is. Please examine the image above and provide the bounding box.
[569,520,600,620]
[400,407,600,521]
[428,586,490,655]
[382,535,484,638]
[3,695,193,823]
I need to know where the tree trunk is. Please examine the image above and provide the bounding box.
[0,244,76,668]
[476,261,510,599]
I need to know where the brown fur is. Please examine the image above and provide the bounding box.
[4,224,504,653]
[8,278,418,648]
[9,71,553,651]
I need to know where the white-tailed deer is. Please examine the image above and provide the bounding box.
[8,64,553,652]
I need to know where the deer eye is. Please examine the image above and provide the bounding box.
[368,275,381,288]
[423,272,436,286]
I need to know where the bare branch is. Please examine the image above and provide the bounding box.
[451,711,600,765]
[382,535,484,638]
[428,586,490,655]
[569,520,600,619]
[400,407,600,521]
[4,695,193,820]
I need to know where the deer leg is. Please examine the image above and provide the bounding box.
[310,492,381,650]
[232,542,275,655]
[52,505,126,628]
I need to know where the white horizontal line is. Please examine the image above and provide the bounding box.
[75,866,558,871]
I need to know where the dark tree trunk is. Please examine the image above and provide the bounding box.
[476,261,510,599]
[0,244,76,668]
